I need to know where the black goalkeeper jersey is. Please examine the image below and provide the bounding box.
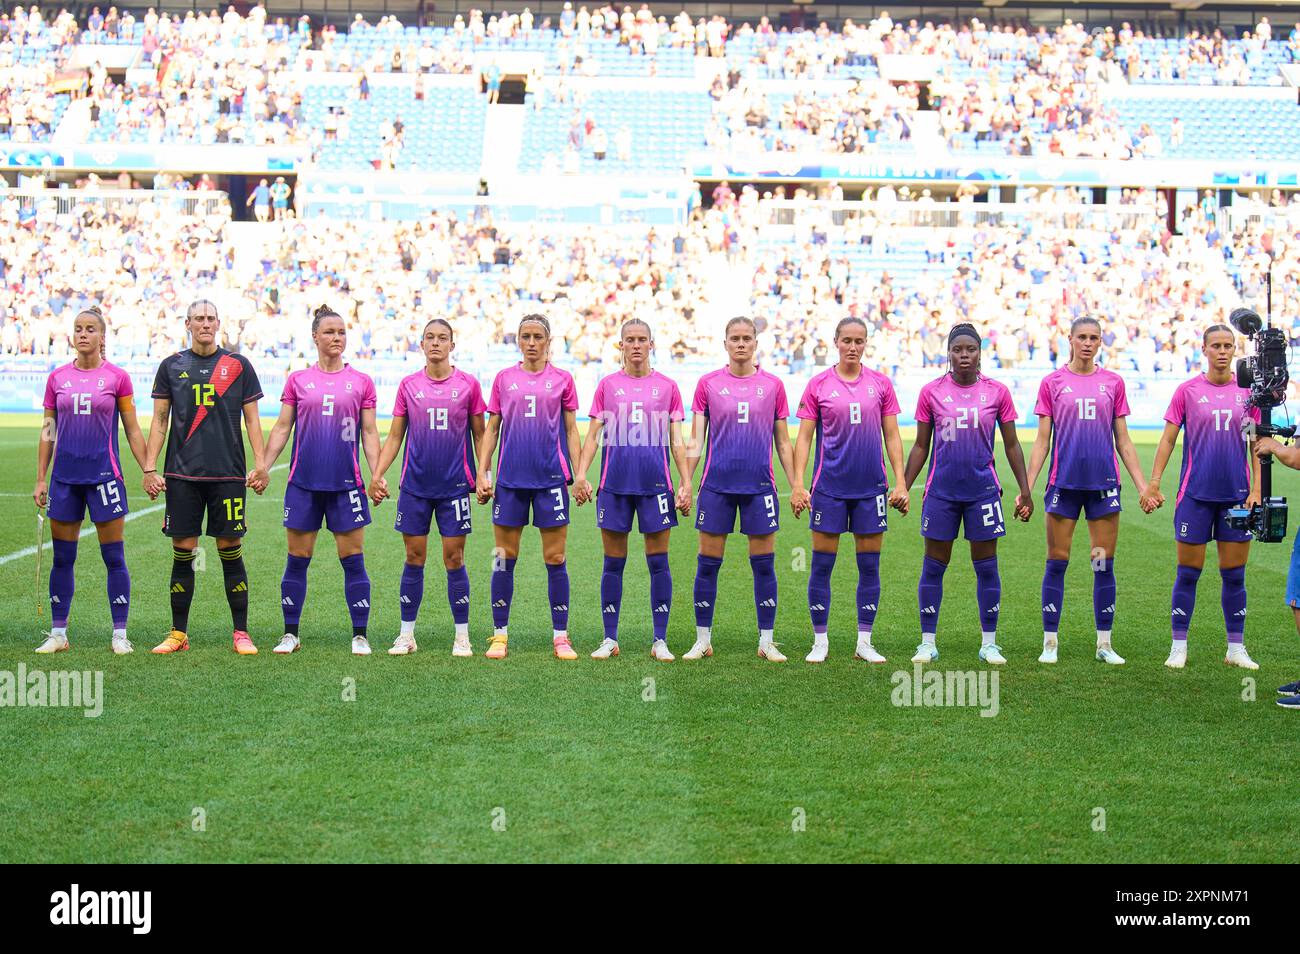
[152,348,263,481]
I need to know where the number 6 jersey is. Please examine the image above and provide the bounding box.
[1034,366,1130,491]
[151,348,263,481]
[392,367,486,498]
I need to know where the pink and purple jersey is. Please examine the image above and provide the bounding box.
[915,373,1017,501]
[281,364,377,492]
[43,361,134,485]
[589,369,684,495]
[488,363,579,489]
[1034,366,1131,490]
[798,366,900,499]
[692,367,790,495]
[393,367,486,497]
[1165,374,1259,503]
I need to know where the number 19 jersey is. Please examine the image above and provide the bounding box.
[392,367,486,497]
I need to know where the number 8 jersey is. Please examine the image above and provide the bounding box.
[392,367,486,497]
[1034,366,1131,491]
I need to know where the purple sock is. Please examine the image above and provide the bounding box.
[694,555,722,628]
[446,565,469,626]
[340,553,370,637]
[751,553,778,631]
[1221,565,1247,645]
[547,561,570,632]
[280,553,310,634]
[856,551,881,633]
[100,541,129,630]
[918,555,947,637]
[49,538,76,628]
[491,557,516,629]
[646,552,671,641]
[1042,559,1068,633]
[973,556,1000,634]
[808,550,835,635]
[1171,564,1200,641]
[1093,557,1116,633]
[600,555,625,640]
[400,562,424,623]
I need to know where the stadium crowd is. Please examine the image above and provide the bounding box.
[4,180,1299,382]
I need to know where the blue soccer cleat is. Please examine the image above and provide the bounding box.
[1277,695,1300,710]
[1277,680,1300,696]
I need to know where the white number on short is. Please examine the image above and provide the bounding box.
[525,395,537,418]
[876,494,887,518]
[764,494,776,519]
[551,488,565,511]
[737,400,750,424]
[658,493,670,514]
[1213,408,1232,431]
[630,401,644,424]
[453,496,470,521]
[322,393,335,416]
[349,489,363,513]
[1075,397,1096,420]
[849,402,862,425]
[980,501,1004,527]
[428,406,448,430]
[72,393,92,415]
[97,481,121,507]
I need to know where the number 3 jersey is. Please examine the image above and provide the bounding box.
[692,366,790,495]
[797,366,900,499]
[392,367,486,498]
[43,361,135,484]
[1164,373,1259,503]
[915,373,1018,501]
[487,363,579,490]
[152,348,263,481]
[281,364,378,492]
[1034,366,1130,491]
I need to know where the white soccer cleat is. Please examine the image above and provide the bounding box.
[590,637,620,659]
[854,640,887,663]
[1164,644,1187,669]
[451,633,471,657]
[352,636,372,656]
[111,634,134,655]
[805,639,829,663]
[650,640,674,662]
[682,639,713,660]
[35,633,69,654]
[758,641,787,662]
[273,634,301,655]
[978,643,1007,665]
[911,642,939,664]
[389,634,418,656]
[1096,646,1126,665]
[1225,646,1259,671]
[1038,642,1058,665]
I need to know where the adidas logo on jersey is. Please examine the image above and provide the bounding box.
[178,371,188,379]
[1061,386,1073,394]
[282,596,294,606]
[615,388,626,396]
[720,387,730,395]
[61,380,71,388]
[942,395,953,403]
[508,383,519,391]
[829,390,840,399]
[113,595,128,605]
[1198,395,1210,403]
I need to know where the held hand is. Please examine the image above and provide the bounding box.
[675,484,693,515]
[573,477,593,506]
[33,480,47,509]
[888,485,910,515]
[143,472,166,499]
[1014,492,1033,522]
[368,476,389,506]
[246,467,270,495]
[476,471,494,505]
[789,486,811,517]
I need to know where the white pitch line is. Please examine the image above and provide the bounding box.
[0,464,288,566]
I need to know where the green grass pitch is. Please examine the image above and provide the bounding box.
[0,411,1296,863]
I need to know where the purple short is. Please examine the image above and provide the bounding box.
[1044,483,1121,521]
[597,490,678,533]
[920,492,1005,542]
[283,483,371,533]
[810,489,888,535]
[694,486,779,536]
[492,484,569,528]
[395,489,473,537]
[47,477,128,523]
[1175,495,1251,544]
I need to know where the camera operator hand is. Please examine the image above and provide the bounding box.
[1254,436,1300,469]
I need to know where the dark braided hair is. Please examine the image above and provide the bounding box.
[312,303,342,333]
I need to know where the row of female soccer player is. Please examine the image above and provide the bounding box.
[32,302,1264,670]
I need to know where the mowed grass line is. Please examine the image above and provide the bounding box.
[0,417,1296,862]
